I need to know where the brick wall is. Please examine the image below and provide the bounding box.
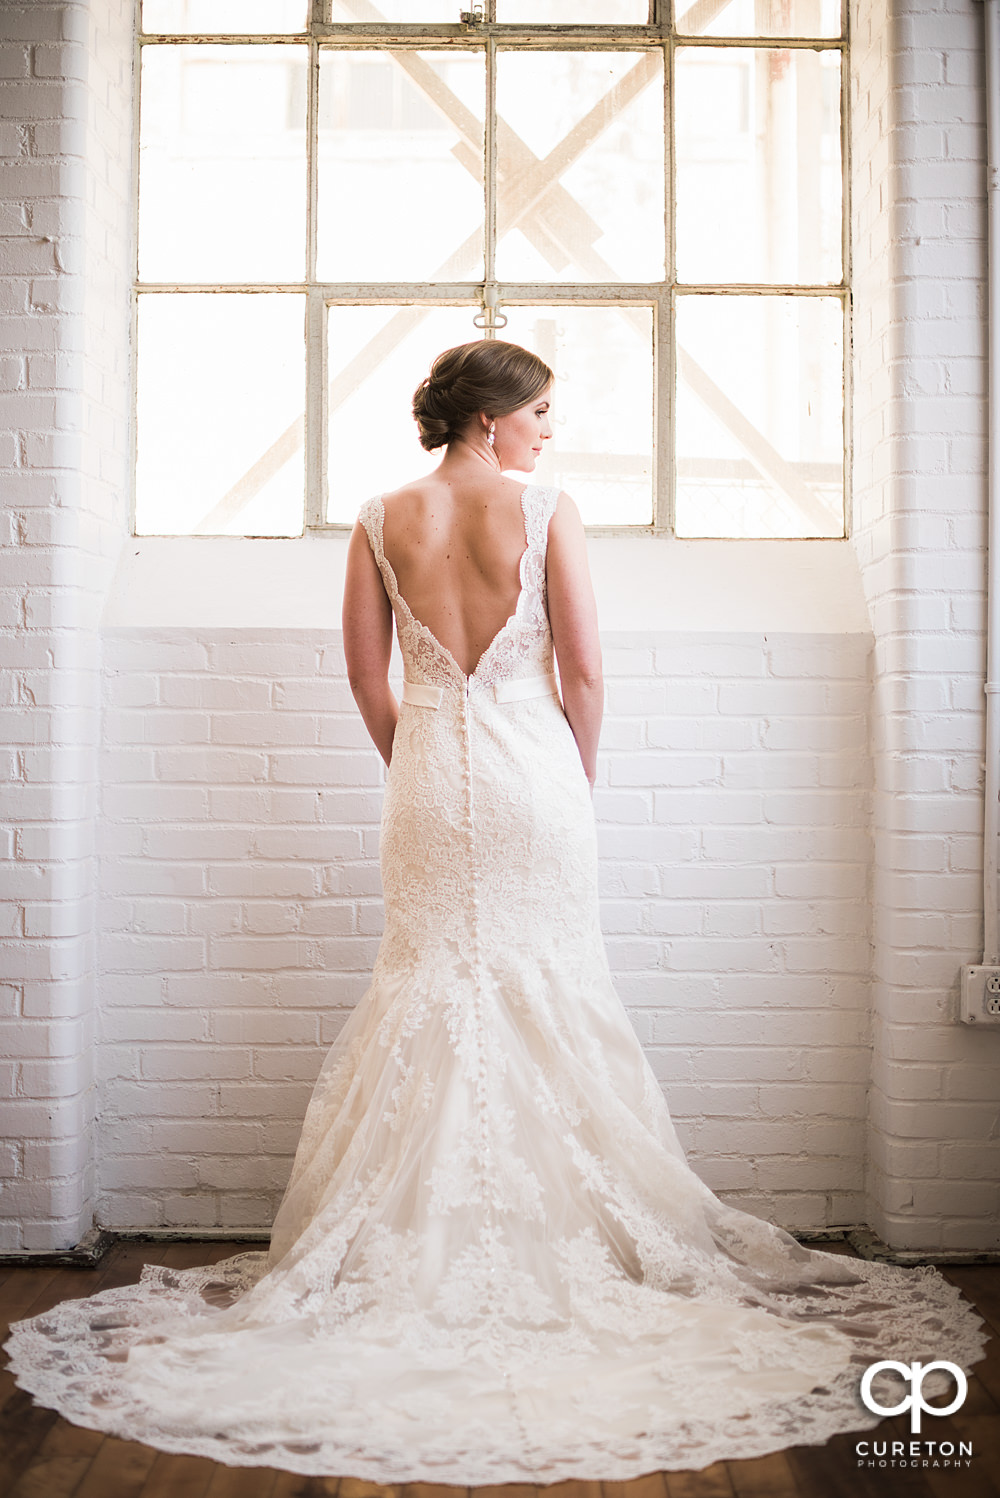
[93,627,872,1233]
[0,0,132,1251]
[851,0,1000,1250]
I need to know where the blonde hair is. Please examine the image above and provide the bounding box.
[412,340,553,453]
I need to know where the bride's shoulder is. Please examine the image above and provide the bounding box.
[544,489,582,527]
[378,477,443,514]
[380,479,420,504]
[358,481,430,535]
[376,483,441,545]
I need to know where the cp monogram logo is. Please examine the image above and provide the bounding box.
[860,1360,968,1434]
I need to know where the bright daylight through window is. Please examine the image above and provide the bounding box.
[134,0,847,539]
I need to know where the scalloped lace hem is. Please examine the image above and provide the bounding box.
[5,1247,989,1484]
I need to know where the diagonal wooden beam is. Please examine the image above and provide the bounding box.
[674,0,741,36]
[676,348,839,530]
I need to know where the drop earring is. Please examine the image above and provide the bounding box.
[487,421,496,447]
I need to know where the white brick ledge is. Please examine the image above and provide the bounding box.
[100,536,873,635]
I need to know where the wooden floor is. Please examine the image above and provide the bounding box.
[1,1238,998,1498]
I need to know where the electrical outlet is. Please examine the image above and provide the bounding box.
[960,966,1000,1024]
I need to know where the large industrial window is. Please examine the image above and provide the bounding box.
[134,1,847,538]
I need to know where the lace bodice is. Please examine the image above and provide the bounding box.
[358,484,558,691]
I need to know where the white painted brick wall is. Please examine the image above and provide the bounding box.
[0,0,132,1251]
[851,0,1000,1251]
[93,627,872,1233]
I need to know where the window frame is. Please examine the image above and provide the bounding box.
[132,0,851,539]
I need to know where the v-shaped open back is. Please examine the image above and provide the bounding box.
[360,485,561,691]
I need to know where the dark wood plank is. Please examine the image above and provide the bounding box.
[8,1415,105,1498]
[943,1268,1000,1334]
[786,1427,938,1498]
[158,1242,248,1272]
[138,1450,219,1498]
[28,1414,104,1458]
[664,1464,736,1498]
[474,1487,538,1498]
[602,1477,668,1498]
[10,1264,106,1324]
[0,1386,62,1493]
[924,1443,999,1496]
[541,1483,603,1498]
[955,1353,1000,1418]
[330,1480,402,1498]
[271,1476,345,1498]
[204,1464,281,1498]
[939,1268,1000,1417]
[9,1451,95,1498]
[0,1354,23,1419]
[14,1411,105,1485]
[0,1265,61,1321]
[0,1267,75,1420]
[725,1450,798,1497]
[872,1407,992,1496]
[947,1412,1000,1493]
[90,1241,171,1292]
[74,1436,159,1498]
[401,1484,467,1498]
[0,1272,86,1474]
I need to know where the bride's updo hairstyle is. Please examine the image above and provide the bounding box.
[412,340,553,453]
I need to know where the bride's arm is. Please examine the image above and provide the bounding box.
[546,493,603,789]
[343,519,398,768]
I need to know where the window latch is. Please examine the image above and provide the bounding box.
[460,5,485,24]
[474,284,508,332]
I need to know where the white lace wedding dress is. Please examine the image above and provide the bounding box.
[6,486,988,1482]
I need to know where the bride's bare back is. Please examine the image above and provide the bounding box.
[343,341,602,782]
[380,475,532,679]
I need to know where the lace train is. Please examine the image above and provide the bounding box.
[5,1224,988,1481]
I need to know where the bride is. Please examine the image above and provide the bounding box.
[6,340,987,1483]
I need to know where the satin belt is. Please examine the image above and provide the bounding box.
[401,672,560,711]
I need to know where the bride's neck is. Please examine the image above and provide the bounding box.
[443,434,504,476]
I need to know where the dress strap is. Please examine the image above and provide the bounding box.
[358,496,397,603]
[521,485,560,559]
[517,486,560,622]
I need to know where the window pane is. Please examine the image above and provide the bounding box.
[326,306,482,524]
[675,47,841,286]
[676,0,840,37]
[329,1,459,16]
[317,51,484,282]
[135,294,305,536]
[675,295,843,538]
[497,0,647,18]
[139,45,306,282]
[496,51,664,283]
[143,0,308,29]
[501,306,653,526]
